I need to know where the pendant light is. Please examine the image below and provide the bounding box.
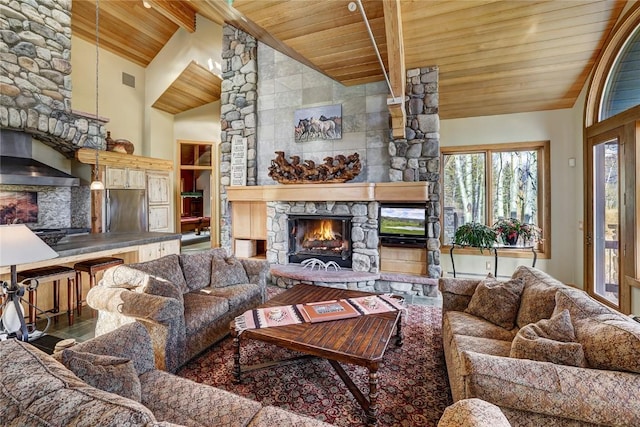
[90,0,104,191]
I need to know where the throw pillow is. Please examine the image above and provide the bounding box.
[129,254,189,294]
[465,275,525,330]
[210,256,249,288]
[510,309,588,367]
[139,275,184,305]
[511,265,567,328]
[573,314,640,373]
[60,349,141,402]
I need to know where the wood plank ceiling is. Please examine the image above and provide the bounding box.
[71,0,629,119]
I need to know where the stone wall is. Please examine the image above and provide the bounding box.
[267,201,380,273]
[388,67,441,278]
[0,0,105,155]
[219,25,258,253]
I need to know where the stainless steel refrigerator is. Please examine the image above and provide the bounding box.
[106,189,148,232]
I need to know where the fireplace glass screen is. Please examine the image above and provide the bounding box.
[288,215,352,268]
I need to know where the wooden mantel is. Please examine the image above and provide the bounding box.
[227,182,431,202]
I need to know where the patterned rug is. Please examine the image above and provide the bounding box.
[177,290,452,426]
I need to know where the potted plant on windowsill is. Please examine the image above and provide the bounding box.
[453,222,497,252]
[493,218,541,246]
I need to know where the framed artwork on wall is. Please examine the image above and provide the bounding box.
[294,104,342,142]
[0,191,37,224]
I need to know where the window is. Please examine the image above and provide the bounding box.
[442,141,550,255]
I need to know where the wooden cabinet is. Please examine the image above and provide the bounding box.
[147,171,171,232]
[232,201,266,239]
[231,201,266,258]
[105,167,146,189]
[138,239,180,262]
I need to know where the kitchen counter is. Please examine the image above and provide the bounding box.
[1,232,182,275]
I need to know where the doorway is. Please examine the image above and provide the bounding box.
[177,140,216,249]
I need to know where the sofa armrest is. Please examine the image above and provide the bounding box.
[59,322,156,376]
[239,258,269,302]
[438,278,480,313]
[460,351,640,426]
[87,286,183,323]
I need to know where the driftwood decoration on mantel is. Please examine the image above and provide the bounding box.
[268,151,361,184]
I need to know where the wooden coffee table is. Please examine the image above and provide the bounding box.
[230,283,404,426]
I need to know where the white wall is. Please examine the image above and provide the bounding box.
[145,15,222,160]
[71,37,146,154]
[440,108,583,286]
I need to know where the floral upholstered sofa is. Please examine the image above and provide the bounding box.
[439,266,640,426]
[87,248,267,372]
[0,322,333,427]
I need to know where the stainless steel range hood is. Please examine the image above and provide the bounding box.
[0,130,79,186]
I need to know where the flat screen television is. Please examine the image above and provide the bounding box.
[378,203,427,247]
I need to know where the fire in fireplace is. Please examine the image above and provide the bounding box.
[288,215,352,268]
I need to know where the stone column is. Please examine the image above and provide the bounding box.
[220,25,258,253]
[388,66,441,278]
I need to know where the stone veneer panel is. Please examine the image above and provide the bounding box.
[220,25,258,253]
[267,201,380,273]
[256,43,391,185]
[0,0,106,155]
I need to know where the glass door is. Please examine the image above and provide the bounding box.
[590,137,620,306]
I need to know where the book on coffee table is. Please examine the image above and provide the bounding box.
[298,299,360,323]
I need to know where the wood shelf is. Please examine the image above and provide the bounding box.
[76,148,173,171]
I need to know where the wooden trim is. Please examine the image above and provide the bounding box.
[227,182,431,202]
[76,148,173,171]
[586,105,640,138]
[584,3,640,127]
[626,275,640,290]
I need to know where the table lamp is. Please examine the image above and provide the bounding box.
[0,224,58,342]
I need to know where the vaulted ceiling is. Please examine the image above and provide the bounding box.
[71,0,629,119]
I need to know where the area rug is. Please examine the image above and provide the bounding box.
[177,294,453,426]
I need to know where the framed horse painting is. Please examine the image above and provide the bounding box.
[294,104,342,142]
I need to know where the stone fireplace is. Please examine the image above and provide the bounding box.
[288,214,352,268]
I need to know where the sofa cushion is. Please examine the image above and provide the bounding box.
[102,265,151,289]
[574,314,640,373]
[0,339,156,426]
[211,256,249,288]
[465,276,525,330]
[444,311,519,342]
[202,283,262,309]
[130,254,189,294]
[183,292,229,334]
[61,349,142,402]
[512,266,567,328]
[179,248,227,291]
[140,369,262,427]
[510,309,588,367]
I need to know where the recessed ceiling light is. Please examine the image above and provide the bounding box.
[348,2,357,12]
[142,1,151,9]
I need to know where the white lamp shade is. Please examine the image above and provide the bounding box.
[0,224,58,267]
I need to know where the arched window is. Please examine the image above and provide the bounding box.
[600,24,640,120]
[586,4,640,126]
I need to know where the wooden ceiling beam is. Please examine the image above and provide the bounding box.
[383,0,405,140]
[146,0,196,33]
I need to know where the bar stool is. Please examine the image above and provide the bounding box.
[17,266,76,326]
[74,257,124,316]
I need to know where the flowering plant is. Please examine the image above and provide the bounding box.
[492,217,541,244]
